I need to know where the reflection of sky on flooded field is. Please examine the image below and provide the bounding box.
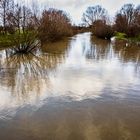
[0,33,140,119]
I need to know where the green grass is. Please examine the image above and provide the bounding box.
[0,34,15,47]
[115,32,127,40]
[115,32,140,43]
[0,31,38,48]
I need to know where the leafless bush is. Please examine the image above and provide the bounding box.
[38,8,73,42]
[92,20,114,39]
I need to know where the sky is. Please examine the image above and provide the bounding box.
[39,0,140,24]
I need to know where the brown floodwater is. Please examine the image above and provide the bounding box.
[0,32,140,140]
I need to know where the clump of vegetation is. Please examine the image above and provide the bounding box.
[115,32,127,40]
[11,32,40,54]
[38,8,73,42]
[92,20,114,39]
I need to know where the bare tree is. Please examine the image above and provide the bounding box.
[6,4,35,34]
[21,5,33,33]
[115,13,128,33]
[6,4,22,34]
[82,5,108,26]
[119,4,135,26]
[0,0,11,33]
[134,5,140,27]
[115,3,140,37]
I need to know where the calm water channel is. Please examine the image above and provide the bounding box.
[0,32,140,140]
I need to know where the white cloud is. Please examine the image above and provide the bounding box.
[39,0,140,24]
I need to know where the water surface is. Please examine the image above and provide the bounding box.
[0,33,140,140]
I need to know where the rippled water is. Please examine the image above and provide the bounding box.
[0,33,140,140]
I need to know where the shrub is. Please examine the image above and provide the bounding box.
[38,9,73,42]
[92,20,114,39]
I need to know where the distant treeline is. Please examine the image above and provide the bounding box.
[0,0,140,42]
[82,4,140,40]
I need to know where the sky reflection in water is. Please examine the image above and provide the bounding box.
[0,32,140,118]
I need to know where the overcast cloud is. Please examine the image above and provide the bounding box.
[39,0,140,24]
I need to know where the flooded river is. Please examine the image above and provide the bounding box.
[0,33,140,140]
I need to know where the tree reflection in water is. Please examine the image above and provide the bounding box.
[113,45,140,73]
[0,39,69,115]
[0,33,140,119]
[88,36,140,74]
[0,33,140,140]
